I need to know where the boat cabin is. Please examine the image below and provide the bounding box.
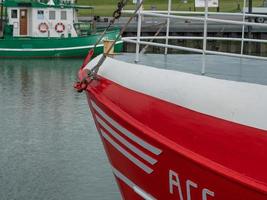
[1,0,93,38]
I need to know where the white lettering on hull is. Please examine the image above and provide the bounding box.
[186,180,198,200]
[169,170,215,200]
[202,189,215,200]
[169,170,184,200]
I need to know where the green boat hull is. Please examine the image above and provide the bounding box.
[0,28,123,58]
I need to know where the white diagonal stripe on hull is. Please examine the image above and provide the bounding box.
[100,129,153,174]
[96,115,157,165]
[112,166,157,200]
[91,101,162,155]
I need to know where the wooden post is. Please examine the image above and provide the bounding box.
[217,0,220,12]
[248,0,253,36]
[248,0,253,54]
[0,0,3,32]
[103,40,115,57]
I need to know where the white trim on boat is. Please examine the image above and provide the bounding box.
[112,166,157,200]
[91,101,162,155]
[88,56,267,131]
[100,128,154,174]
[96,115,158,165]
[0,41,123,52]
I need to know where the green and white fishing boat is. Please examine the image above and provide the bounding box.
[0,0,123,58]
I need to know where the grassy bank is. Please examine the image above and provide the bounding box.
[78,0,265,16]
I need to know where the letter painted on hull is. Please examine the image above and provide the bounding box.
[169,170,215,200]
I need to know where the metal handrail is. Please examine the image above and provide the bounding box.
[123,0,267,74]
[123,38,267,61]
[123,36,267,44]
[135,12,267,27]
[123,10,267,19]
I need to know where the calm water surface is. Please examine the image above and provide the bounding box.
[0,59,120,200]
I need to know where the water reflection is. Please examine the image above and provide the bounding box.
[0,59,119,200]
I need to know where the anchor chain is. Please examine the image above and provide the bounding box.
[113,0,127,19]
[80,0,129,69]
[90,0,144,76]
[92,0,128,53]
[74,0,145,93]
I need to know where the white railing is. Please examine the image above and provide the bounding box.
[122,0,267,74]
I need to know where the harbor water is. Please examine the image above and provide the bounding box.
[0,59,120,200]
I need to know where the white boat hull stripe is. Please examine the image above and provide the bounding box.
[96,115,157,165]
[0,41,123,52]
[91,101,162,155]
[100,128,153,174]
[112,166,157,200]
[87,55,267,131]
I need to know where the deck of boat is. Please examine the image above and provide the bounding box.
[115,53,267,86]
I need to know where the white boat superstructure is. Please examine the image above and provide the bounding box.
[4,0,93,37]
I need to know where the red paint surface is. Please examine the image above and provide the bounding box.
[81,73,267,199]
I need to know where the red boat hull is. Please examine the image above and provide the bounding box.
[83,75,267,200]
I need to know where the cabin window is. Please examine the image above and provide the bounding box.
[49,11,56,20]
[61,11,67,20]
[11,10,18,19]
[37,10,44,20]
